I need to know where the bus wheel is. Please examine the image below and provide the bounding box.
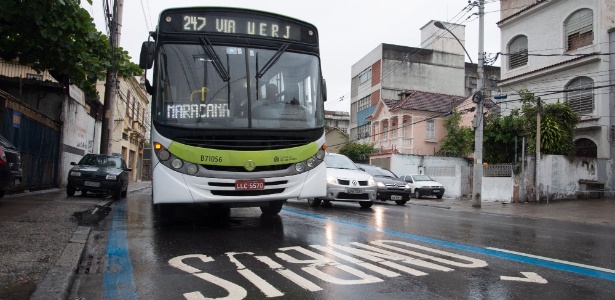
[260,200,284,216]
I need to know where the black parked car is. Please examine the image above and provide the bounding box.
[0,135,23,198]
[67,154,131,200]
[356,163,411,205]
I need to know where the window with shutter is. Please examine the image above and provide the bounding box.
[566,77,594,114]
[565,9,593,51]
[508,35,528,69]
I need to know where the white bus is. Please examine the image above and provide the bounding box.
[139,7,328,217]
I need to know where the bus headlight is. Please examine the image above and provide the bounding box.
[186,163,198,175]
[171,158,183,169]
[306,157,316,168]
[158,149,171,161]
[295,162,305,172]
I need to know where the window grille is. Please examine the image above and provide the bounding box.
[426,119,435,140]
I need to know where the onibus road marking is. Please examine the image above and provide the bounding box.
[500,272,548,283]
[170,240,489,299]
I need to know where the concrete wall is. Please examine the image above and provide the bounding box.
[483,177,514,202]
[59,88,96,187]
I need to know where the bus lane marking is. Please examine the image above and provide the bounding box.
[283,207,615,282]
[500,272,547,283]
[169,240,489,299]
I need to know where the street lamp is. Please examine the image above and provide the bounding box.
[434,1,484,208]
[433,21,474,64]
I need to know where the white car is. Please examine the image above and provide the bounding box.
[399,174,445,199]
[308,153,377,208]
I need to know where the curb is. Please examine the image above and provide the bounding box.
[30,226,91,300]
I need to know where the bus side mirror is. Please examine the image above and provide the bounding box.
[322,78,327,102]
[139,41,155,69]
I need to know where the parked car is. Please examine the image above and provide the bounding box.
[399,174,445,199]
[67,154,132,200]
[356,163,411,205]
[0,135,23,198]
[308,153,377,208]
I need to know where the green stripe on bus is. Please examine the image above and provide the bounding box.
[168,142,319,167]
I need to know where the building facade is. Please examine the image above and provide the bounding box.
[497,0,615,187]
[96,76,151,182]
[324,110,350,133]
[349,20,500,145]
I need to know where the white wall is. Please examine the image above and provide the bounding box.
[389,154,468,198]
[59,89,96,187]
[482,178,513,202]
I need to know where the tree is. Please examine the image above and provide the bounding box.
[438,109,474,157]
[0,0,141,98]
[339,142,375,163]
[483,109,524,163]
[482,89,579,163]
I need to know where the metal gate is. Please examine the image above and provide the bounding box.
[1,91,60,191]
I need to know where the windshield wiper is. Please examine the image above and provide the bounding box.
[199,37,230,82]
[256,43,289,79]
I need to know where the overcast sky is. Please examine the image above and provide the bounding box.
[83,0,502,112]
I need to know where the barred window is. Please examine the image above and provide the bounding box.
[358,95,371,111]
[508,35,528,69]
[382,124,388,139]
[566,76,594,114]
[565,9,593,51]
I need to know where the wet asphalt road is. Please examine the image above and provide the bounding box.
[70,188,615,299]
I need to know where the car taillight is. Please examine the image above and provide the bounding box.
[0,146,7,165]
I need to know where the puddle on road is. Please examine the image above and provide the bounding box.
[72,206,112,226]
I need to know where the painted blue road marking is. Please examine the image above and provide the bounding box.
[283,208,615,281]
[103,200,138,299]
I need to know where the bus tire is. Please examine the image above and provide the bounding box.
[260,200,284,216]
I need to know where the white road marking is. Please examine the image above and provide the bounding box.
[227,252,284,298]
[500,272,548,283]
[183,272,248,299]
[370,240,489,268]
[310,245,401,277]
[487,247,615,274]
[255,255,323,292]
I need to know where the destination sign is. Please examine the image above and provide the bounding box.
[159,9,317,44]
[166,103,230,119]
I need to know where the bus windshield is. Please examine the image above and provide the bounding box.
[154,43,324,130]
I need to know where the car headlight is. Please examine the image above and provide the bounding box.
[327,175,338,184]
[368,176,376,186]
[405,183,411,189]
[377,182,385,187]
[106,174,117,180]
[70,171,81,177]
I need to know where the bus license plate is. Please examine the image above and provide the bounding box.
[84,181,100,187]
[235,179,265,190]
[391,195,402,200]
[347,188,363,194]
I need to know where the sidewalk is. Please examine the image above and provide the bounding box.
[0,181,152,300]
[409,197,615,227]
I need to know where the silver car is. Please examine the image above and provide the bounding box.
[308,153,377,208]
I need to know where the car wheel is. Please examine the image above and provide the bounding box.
[322,200,332,207]
[0,190,5,199]
[307,198,322,207]
[414,189,421,199]
[260,200,284,216]
[395,200,407,205]
[359,201,373,208]
[67,184,76,197]
[121,184,128,198]
[436,195,443,199]
[113,182,122,200]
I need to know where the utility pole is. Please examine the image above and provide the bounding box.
[535,97,541,202]
[471,0,485,208]
[100,0,124,154]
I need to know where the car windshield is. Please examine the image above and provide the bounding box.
[413,175,433,181]
[78,155,122,169]
[360,165,397,178]
[324,155,359,170]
